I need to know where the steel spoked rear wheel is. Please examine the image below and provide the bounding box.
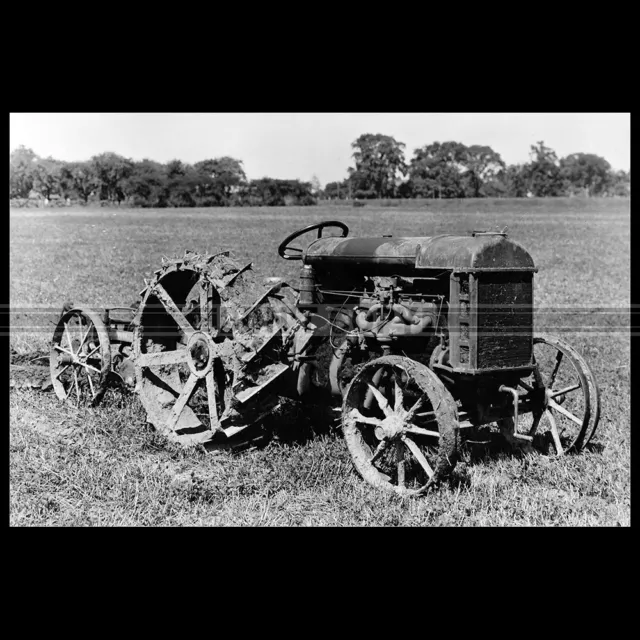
[511,335,600,456]
[342,355,459,496]
[50,309,111,406]
[134,267,228,446]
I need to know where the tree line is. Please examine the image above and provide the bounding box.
[325,135,630,200]
[9,135,630,208]
[9,148,316,207]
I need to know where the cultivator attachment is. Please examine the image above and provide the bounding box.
[132,250,312,447]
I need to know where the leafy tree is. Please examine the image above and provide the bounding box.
[284,179,315,205]
[560,153,611,196]
[124,159,168,207]
[396,178,413,198]
[605,169,630,196]
[90,152,134,203]
[324,179,350,199]
[165,160,201,207]
[461,145,505,197]
[31,157,64,201]
[59,161,99,203]
[347,167,374,199]
[407,141,468,198]
[10,146,38,198]
[10,145,38,166]
[500,164,530,197]
[194,157,246,205]
[166,159,187,178]
[238,178,315,206]
[524,141,565,197]
[350,133,407,198]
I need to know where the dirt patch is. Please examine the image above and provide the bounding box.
[10,348,52,390]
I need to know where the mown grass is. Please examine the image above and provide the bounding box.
[9,198,630,526]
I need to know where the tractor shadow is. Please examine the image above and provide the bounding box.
[262,399,339,447]
[209,399,339,454]
[456,425,604,468]
[459,427,517,465]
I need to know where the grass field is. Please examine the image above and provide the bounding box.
[9,198,630,526]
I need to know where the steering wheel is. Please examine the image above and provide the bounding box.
[278,220,349,260]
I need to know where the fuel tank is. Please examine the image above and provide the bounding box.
[303,232,537,273]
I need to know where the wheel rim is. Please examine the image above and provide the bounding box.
[50,309,111,406]
[342,355,459,496]
[134,268,228,445]
[512,335,598,455]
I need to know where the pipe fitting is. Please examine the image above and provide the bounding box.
[499,385,533,442]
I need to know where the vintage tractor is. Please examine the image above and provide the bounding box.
[46,220,601,496]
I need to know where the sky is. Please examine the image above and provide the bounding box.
[9,113,630,186]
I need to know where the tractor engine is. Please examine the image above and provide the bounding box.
[299,230,537,387]
[352,275,441,344]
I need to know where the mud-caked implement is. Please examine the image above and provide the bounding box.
[45,220,600,496]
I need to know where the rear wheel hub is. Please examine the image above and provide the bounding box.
[187,331,215,378]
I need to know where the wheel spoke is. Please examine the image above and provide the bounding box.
[85,369,96,399]
[550,383,581,399]
[53,363,71,379]
[83,343,101,360]
[136,348,188,368]
[366,384,393,417]
[54,344,75,358]
[200,281,212,333]
[72,368,81,403]
[518,379,535,393]
[402,435,434,479]
[154,282,195,338]
[532,355,545,389]
[72,317,84,346]
[143,368,182,398]
[548,398,583,426]
[370,439,389,464]
[404,395,425,421]
[549,351,563,388]
[205,369,220,431]
[396,440,406,488]
[404,425,440,438]
[394,379,404,412]
[76,360,101,375]
[64,323,75,354]
[77,321,93,352]
[546,408,564,455]
[166,373,199,432]
[363,367,385,410]
[527,411,543,437]
[349,408,384,427]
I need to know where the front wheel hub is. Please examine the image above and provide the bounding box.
[375,414,406,440]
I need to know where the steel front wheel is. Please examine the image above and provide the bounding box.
[508,335,600,456]
[50,308,111,406]
[342,355,459,496]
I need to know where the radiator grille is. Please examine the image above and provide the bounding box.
[476,273,533,369]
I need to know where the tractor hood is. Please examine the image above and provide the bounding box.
[303,233,537,272]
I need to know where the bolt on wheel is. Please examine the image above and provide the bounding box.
[506,335,600,456]
[342,355,459,496]
[50,308,111,406]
